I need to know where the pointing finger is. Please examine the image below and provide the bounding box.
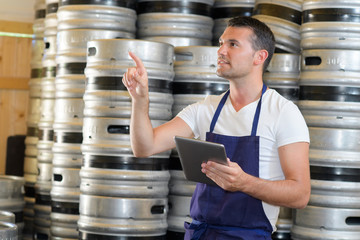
[128,51,145,75]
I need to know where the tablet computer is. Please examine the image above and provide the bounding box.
[174,136,228,186]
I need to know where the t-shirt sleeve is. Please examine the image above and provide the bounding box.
[275,102,310,147]
[176,101,201,138]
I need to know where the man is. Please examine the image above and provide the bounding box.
[123,16,310,240]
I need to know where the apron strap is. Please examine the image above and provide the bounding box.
[209,84,267,136]
[209,90,230,133]
[251,84,267,136]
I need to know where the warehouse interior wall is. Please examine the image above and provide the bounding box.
[0,0,35,174]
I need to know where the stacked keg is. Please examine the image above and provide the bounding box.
[263,53,301,103]
[78,39,174,239]
[292,1,360,239]
[137,0,214,47]
[52,1,136,239]
[0,175,25,239]
[0,211,18,240]
[252,0,302,53]
[33,0,58,239]
[212,0,255,45]
[166,46,228,238]
[23,1,46,239]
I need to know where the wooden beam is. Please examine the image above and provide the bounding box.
[0,77,29,90]
[0,20,33,35]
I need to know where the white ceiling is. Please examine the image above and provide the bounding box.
[0,0,37,23]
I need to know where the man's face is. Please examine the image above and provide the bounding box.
[217,27,257,80]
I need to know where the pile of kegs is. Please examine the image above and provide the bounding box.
[137,0,214,46]
[292,0,360,239]
[253,0,302,53]
[0,175,25,239]
[23,0,46,238]
[78,39,174,239]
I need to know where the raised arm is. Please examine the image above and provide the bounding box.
[202,142,311,209]
[122,52,193,157]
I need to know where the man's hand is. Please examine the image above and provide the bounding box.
[201,159,248,192]
[122,51,149,101]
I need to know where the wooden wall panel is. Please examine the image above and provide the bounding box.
[0,90,29,174]
[0,36,32,89]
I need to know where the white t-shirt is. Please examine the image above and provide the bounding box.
[177,88,310,231]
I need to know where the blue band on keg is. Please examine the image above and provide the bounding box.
[35,9,46,19]
[137,1,212,17]
[46,2,59,14]
[27,127,39,137]
[303,8,360,23]
[86,76,173,93]
[172,82,228,95]
[42,66,57,78]
[38,129,54,141]
[54,132,83,144]
[311,166,360,182]
[253,3,302,25]
[51,201,80,215]
[31,68,43,78]
[80,232,167,240]
[83,155,169,170]
[57,62,87,75]
[35,194,52,205]
[60,0,136,9]
[212,7,253,19]
[25,186,35,198]
[300,86,360,102]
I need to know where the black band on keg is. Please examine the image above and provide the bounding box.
[212,7,253,19]
[38,129,54,141]
[51,201,80,214]
[107,125,130,134]
[86,76,173,93]
[299,86,360,102]
[166,231,185,240]
[271,232,291,240]
[54,132,83,144]
[137,1,212,17]
[35,9,46,19]
[303,8,360,23]
[253,3,302,25]
[31,68,43,78]
[42,66,57,78]
[27,127,39,137]
[169,156,182,170]
[46,2,59,14]
[35,194,52,205]
[311,166,360,182]
[172,82,228,95]
[83,155,169,170]
[25,186,36,198]
[274,48,291,54]
[57,62,87,75]
[13,211,23,223]
[80,232,167,240]
[271,87,299,101]
[60,0,136,9]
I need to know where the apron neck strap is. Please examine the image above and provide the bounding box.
[209,84,267,136]
[251,83,267,136]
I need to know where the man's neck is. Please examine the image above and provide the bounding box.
[228,80,264,112]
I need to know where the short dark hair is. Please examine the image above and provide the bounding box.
[227,16,275,73]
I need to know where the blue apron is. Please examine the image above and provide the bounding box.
[184,84,273,240]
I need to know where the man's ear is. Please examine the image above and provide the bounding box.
[254,49,268,66]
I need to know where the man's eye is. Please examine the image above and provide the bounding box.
[230,43,236,47]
